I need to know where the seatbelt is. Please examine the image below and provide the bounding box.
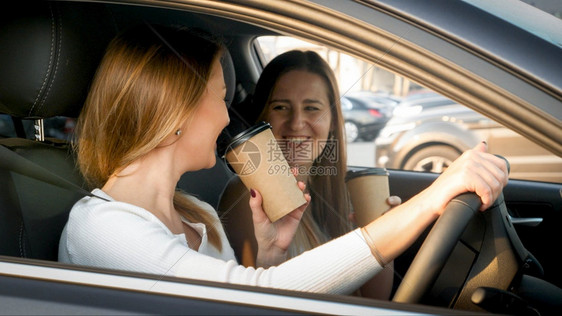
[0,144,109,201]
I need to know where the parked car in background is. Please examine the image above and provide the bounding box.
[347,90,402,107]
[340,95,392,143]
[341,91,396,142]
[375,95,562,182]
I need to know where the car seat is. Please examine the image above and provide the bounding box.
[0,1,116,261]
[0,1,242,261]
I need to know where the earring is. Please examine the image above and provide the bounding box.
[175,129,182,136]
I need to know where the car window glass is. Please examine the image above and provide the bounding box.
[463,0,562,48]
[519,0,562,19]
[0,114,76,141]
[0,114,16,138]
[255,36,562,183]
[43,116,76,141]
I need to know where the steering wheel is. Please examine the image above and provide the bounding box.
[393,155,510,304]
[392,192,483,303]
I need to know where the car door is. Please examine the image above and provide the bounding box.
[251,0,562,293]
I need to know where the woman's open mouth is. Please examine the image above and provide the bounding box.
[280,136,315,163]
[283,136,312,149]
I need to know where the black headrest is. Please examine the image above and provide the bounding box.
[0,1,116,119]
[222,49,236,108]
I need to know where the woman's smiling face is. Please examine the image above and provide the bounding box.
[264,70,333,168]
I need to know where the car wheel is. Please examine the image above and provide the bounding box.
[362,132,378,142]
[344,121,360,142]
[403,145,460,173]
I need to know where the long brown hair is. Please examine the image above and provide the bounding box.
[75,24,224,250]
[252,50,352,257]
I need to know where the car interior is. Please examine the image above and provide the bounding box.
[1,1,561,314]
[0,1,244,262]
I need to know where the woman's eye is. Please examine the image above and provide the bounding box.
[271,105,288,111]
[305,106,320,111]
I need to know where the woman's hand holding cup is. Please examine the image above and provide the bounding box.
[248,181,311,268]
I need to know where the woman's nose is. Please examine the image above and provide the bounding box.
[289,110,305,131]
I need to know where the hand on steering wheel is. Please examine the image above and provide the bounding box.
[423,141,509,215]
[392,153,510,304]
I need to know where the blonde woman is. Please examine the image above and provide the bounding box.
[59,24,508,295]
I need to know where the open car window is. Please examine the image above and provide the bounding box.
[255,36,562,183]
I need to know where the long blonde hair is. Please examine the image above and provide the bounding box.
[252,50,352,257]
[75,24,224,250]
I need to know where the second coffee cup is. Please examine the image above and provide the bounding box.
[346,167,390,227]
[223,122,307,222]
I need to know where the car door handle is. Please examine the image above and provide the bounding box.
[509,215,543,227]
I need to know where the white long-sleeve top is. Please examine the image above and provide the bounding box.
[58,189,382,295]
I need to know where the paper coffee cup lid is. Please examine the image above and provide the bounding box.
[345,167,389,181]
[220,121,272,158]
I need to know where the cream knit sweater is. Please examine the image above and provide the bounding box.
[58,189,381,294]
